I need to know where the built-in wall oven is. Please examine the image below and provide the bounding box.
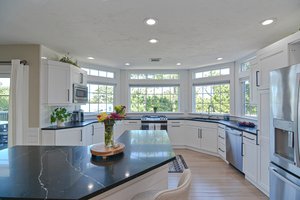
[73,84,88,104]
[141,115,168,131]
[270,64,300,200]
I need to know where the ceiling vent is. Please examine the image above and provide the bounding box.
[150,58,161,62]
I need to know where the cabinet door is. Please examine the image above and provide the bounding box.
[55,128,83,146]
[185,126,200,149]
[92,123,104,144]
[124,120,141,131]
[243,135,258,184]
[167,125,184,146]
[257,90,270,195]
[84,124,93,146]
[114,121,126,139]
[47,64,71,104]
[200,127,218,153]
[257,43,288,90]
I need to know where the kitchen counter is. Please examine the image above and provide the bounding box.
[42,117,257,135]
[0,130,175,200]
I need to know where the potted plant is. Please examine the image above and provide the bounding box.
[50,107,72,127]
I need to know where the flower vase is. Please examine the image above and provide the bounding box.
[104,122,115,148]
[57,120,65,127]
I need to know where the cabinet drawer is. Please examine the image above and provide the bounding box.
[218,141,225,152]
[218,147,226,158]
[218,130,225,138]
[168,120,184,125]
[243,132,257,145]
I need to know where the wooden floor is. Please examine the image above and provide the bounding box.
[168,149,269,200]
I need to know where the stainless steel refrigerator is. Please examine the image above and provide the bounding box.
[270,64,300,200]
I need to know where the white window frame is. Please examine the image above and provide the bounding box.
[240,78,257,118]
[79,62,120,115]
[190,62,235,115]
[124,70,187,114]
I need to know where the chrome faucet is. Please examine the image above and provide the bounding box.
[208,104,214,118]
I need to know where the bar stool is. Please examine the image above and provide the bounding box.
[131,169,192,200]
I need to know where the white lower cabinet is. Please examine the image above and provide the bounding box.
[243,132,258,185]
[91,123,104,144]
[185,123,218,154]
[167,120,185,146]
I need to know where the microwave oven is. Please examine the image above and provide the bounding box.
[73,84,88,104]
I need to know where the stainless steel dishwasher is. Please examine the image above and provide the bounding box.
[225,127,243,172]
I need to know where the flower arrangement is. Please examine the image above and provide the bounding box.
[97,105,126,148]
[97,105,126,125]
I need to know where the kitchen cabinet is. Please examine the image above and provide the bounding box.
[256,40,289,90]
[91,123,104,144]
[124,120,141,131]
[41,128,85,146]
[218,125,226,161]
[185,122,218,154]
[45,60,72,105]
[72,67,87,85]
[167,120,185,146]
[257,89,270,196]
[41,60,87,105]
[243,131,258,185]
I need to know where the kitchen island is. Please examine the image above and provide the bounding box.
[0,130,175,200]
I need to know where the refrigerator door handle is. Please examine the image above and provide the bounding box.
[296,74,300,167]
[270,166,300,191]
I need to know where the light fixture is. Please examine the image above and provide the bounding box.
[124,62,130,66]
[144,18,157,26]
[216,57,223,61]
[149,39,158,44]
[176,63,181,66]
[41,57,47,59]
[87,57,95,60]
[261,18,275,26]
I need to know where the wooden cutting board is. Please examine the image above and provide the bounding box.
[90,143,125,158]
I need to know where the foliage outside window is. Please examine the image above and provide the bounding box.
[81,68,114,78]
[194,83,230,114]
[0,78,9,121]
[194,68,230,79]
[130,73,179,80]
[240,62,250,72]
[241,80,257,117]
[130,86,179,112]
[81,84,114,113]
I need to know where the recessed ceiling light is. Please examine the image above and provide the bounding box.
[87,57,95,60]
[261,18,275,26]
[144,18,157,26]
[216,57,223,60]
[149,39,159,44]
[176,63,181,66]
[125,63,130,66]
[41,56,47,59]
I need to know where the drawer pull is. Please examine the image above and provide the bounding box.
[243,135,255,141]
[218,148,225,153]
[218,135,225,139]
[171,125,181,127]
[128,122,137,124]
[171,121,180,124]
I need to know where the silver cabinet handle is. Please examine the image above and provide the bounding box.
[256,130,259,145]
[171,125,181,127]
[218,135,225,139]
[200,129,202,138]
[92,125,94,136]
[128,121,137,124]
[67,89,70,102]
[243,135,255,141]
[171,121,180,124]
[80,73,83,84]
[218,148,225,153]
[256,70,260,87]
[80,130,83,142]
[198,129,200,138]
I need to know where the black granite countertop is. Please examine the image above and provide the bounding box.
[42,117,257,135]
[0,130,176,200]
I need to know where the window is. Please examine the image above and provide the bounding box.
[81,68,114,78]
[241,80,257,117]
[130,86,179,112]
[0,78,9,150]
[194,68,230,79]
[194,83,230,114]
[240,62,250,72]
[81,84,114,113]
[130,73,179,80]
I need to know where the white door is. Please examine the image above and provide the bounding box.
[200,127,218,153]
[185,125,200,149]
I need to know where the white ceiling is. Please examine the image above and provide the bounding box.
[0,0,300,69]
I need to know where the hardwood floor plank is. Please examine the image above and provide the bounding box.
[168,149,268,200]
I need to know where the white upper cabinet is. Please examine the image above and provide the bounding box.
[41,60,87,105]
